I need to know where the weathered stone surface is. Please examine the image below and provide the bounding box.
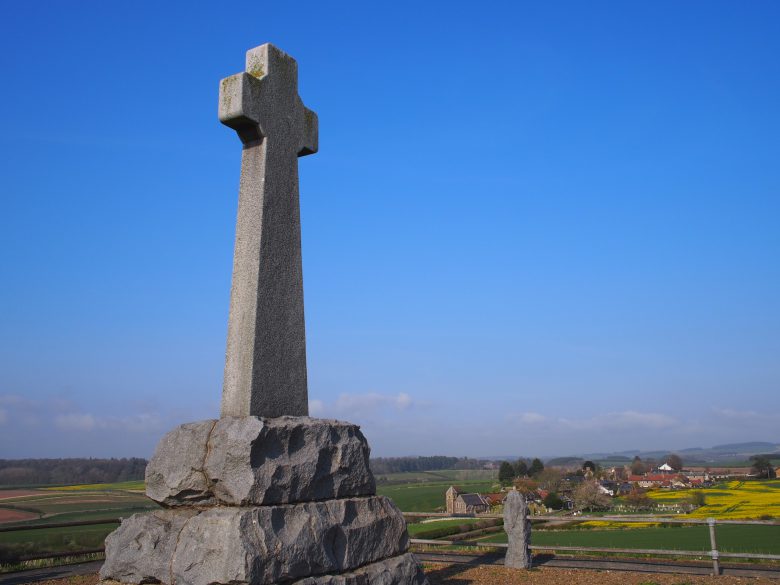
[205,416,375,505]
[503,490,532,568]
[172,496,407,585]
[219,43,318,419]
[146,416,375,507]
[145,420,216,506]
[99,509,196,584]
[292,553,429,585]
[102,496,408,585]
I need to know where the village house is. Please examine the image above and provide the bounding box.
[628,473,693,489]
[445,486,491,514]
[483,492,507,508]
[684,467,753,480]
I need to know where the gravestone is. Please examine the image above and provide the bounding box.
[503,490,532,569]
[100,44,428,585]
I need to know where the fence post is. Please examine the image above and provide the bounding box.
[707,517,720,575]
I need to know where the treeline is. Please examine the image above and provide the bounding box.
[0,458,147,486]
[370,456,486,474]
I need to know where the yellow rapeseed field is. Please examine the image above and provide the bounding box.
[649,479,780,520]
[584,480,780,528]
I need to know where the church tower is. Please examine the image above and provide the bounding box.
[445,485,458,514]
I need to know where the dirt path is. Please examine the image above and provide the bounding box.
[0,491,43,500]
[0,509,38,523]
[2,562,779,585]
[0,563,101,585]
[425,562,780,584]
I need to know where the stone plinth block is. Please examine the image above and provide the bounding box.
[100,496,408,585]
[503,490,532,569]
[99,509,197,584]
[144,421,217,506]
[291,553,429,585]
[145,416,375,506]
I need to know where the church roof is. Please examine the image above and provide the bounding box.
[458,493,488,507]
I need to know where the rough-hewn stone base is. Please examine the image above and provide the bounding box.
[100,497,409,585]
[100,509,196,584]
[145,416,375,507]
[103,416,428,585]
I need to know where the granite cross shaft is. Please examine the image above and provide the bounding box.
[218,43,318,418]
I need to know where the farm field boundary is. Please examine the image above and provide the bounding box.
[417,551,780,579]
[407,512,780,576]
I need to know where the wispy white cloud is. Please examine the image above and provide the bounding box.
[711,408,772,422]
[54,411,164,433]
[0,394,44,427]
[309,399,325,416]
[55,413,96,431]
[510,412,548,424]
[0,392,167,438]
[312,392,417,419]
[561,411,679,431]
[335,392,413,413]
[0,391,211,457]
[507,410,679,432]
[0,394,27,406]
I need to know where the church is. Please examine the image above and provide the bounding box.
[445,486,505,514]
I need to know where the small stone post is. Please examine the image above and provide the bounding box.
[503,490,532,569]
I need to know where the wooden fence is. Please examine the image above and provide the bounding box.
[404,512,780,575]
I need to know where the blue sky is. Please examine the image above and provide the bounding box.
[1,1,778,459]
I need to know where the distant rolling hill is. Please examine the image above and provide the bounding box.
[550,441,779,467]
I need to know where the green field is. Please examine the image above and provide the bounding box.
[1,486,158,526]
[377,480,496,512]
[0,522,118,557]
[406,518,480,537]
[417,469,496,481]
[374,469,498,512]
[0,482,158,564]
[375,469,497,485]
[478,524,780,555]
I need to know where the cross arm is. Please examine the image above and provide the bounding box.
[298,106,318,156]
[219,73,264,144]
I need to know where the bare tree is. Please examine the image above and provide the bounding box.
[630,456,647,475]
[750,455,777,479]
[626,488,654,511]
[688,490,707,507]
[573,480,611,512]
[513,478,539,495]
[664,453,683,471]
[534,467,564,492]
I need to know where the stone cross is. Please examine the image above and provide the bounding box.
[218,44,318,418]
